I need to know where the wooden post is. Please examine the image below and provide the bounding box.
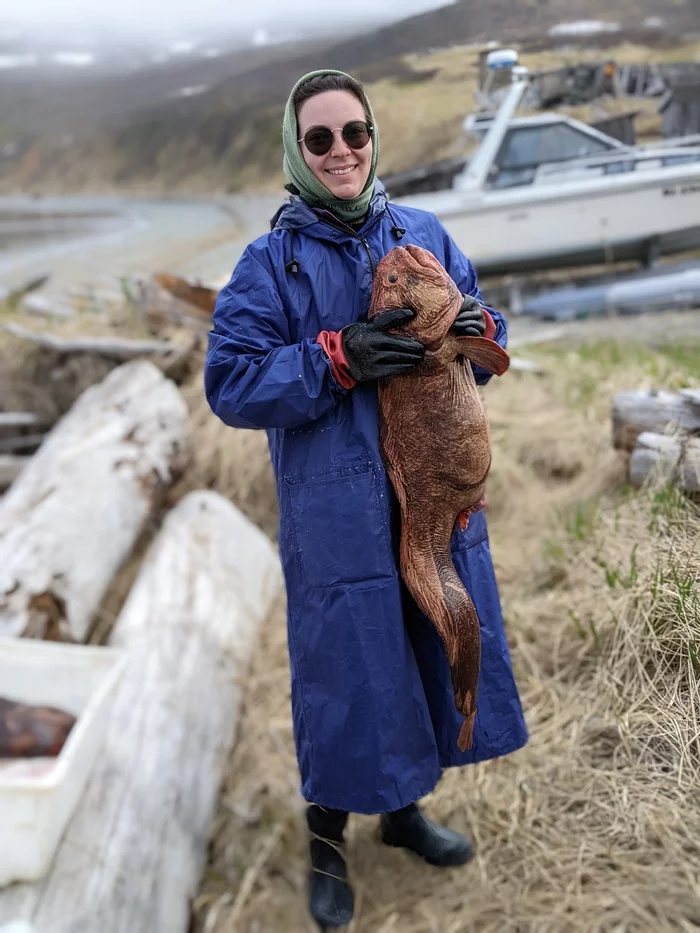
[611,390,700,452]
[0,491,284,933]
[0,361,189,641]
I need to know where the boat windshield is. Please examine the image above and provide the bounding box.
[487,123,617,188]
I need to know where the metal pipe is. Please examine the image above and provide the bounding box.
[454,68,530,191]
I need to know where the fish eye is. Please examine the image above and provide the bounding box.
[388,273,399,284]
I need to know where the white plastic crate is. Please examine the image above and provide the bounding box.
[0,637,125,887]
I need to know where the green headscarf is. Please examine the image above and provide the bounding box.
[282,69,379,223]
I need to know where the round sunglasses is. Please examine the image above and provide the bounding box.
[298,120,373,157]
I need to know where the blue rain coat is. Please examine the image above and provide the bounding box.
[205,182,528,814]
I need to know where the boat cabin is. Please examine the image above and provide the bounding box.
[464,113,625,189]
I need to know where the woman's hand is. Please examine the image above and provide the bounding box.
[341,308,426,381]
[450,295,485,337]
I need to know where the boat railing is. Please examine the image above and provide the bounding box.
[647,132,700,150]
[533,143,700,184]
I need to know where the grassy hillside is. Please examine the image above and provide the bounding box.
[3,37,698,197]
[0,0,698,195]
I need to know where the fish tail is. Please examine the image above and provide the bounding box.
[400,517,481,751]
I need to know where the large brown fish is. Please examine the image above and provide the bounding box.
[368,244,509,751]
[0,696,76,759]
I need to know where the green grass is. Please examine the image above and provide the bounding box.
[532,338,700,409]
[539,338,700,372]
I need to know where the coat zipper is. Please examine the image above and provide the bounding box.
[318,211,377,279]
[358,236,376,278]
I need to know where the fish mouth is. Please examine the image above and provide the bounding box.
[403,243,441,273]
[395,244,446,288]
[395,244,456,340]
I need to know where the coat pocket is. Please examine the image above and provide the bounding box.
[285,463,394,587]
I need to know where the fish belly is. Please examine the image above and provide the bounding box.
[379,362,489,501]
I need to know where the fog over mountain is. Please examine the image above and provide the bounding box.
[1,0,453,50]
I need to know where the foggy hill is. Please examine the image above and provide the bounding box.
[0,0,697,194]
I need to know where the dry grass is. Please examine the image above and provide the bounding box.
[191,334,700,933]
[0,304,116,423]
[4,279,699,931]
[172,360,280,540]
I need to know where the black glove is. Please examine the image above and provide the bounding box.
[450,295,486,337]
[341,308,425,382]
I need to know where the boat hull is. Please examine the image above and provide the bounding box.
[400,166,700,276]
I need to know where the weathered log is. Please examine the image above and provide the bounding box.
[0,490,284,933]
[628,431,700,495]
[0,414,43,430]
[509,357,546,374]
[0,456,29,491]
[21,294,75,319]
[612,390,700,452]
[0,435,44,455]
[124,274,215,337]
[1,322,192,362]
[152,272,217,317]
[0,361,188,641]
[0,273,50,310]
[680,388,700,407]
[508,327,565,349]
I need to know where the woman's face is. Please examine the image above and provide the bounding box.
[297,89,373,200]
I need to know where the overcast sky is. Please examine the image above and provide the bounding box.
[5,0,449,37]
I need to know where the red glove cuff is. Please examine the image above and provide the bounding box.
[482,308,497,341]
[317,330,357,389]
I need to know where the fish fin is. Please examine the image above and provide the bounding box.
[456,494,488,533]
[454,336,510,376]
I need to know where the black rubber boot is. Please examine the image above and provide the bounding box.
[307,804,354,930]
[380,802,474,867]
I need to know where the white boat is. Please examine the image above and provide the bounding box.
[395,54,700,276]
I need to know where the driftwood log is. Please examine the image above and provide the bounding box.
[628,431,700,496]
[0,414,44,430]
[21,295,75,320]
[0,490,284,933]
[0,361,188,641]
[508,357,545,374]
[0,456,30,492]
[508,326,565,349]
[0,273,50,310]
[152,272,217,317]
[1,322,194,363]
[612,389,700,452]
[0,435,44,455]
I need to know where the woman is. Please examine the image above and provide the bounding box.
[205,69,528,931]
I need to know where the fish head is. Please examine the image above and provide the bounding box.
[368,244,461,347]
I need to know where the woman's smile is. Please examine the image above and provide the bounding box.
[326,165,357,176]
